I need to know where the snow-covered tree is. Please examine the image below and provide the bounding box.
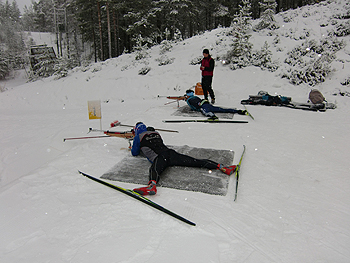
[282,37,345,86]
[32,0,55,32]
[0,51,9,80]
[0,0,26,76]
[253,0,279,31]
[226,0,253,70]
[252,41,278,71]
[151,0,197,40]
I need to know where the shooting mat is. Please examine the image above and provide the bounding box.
[101,145,234,196]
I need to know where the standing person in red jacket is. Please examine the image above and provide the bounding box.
[200,49,215,104]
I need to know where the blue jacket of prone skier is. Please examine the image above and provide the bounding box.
[131,122,168,163]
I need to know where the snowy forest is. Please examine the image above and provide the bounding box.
[1,0,326,80]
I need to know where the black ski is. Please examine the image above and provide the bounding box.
[234,145,246,201]
[78,171,196,226]
[163,119,248,123]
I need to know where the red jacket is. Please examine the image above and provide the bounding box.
[201,56,214,76]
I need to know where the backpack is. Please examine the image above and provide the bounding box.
[309,89,325,104]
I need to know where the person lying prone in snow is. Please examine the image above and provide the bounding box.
[131,122,237,195]
[184,89,247,120]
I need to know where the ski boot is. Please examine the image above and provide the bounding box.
[133,180,157,196]
[237,110,247,115]
[218,164,237,175]
[207,115,219,121]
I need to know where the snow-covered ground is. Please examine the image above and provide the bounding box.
[1,1,349,262]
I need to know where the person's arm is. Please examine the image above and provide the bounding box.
[131,135,141,156]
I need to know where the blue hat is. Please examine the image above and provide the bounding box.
[134,122,147,136]
[186,89,194,97]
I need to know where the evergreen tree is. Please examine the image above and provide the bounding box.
[226,0,253,70]
[253,0,279,31]
[32,0,55,32]
[75,0,100,61]
[21,5,36,31]
[252,41,278,71]
[150,0,198,40]
[0,0,25,77]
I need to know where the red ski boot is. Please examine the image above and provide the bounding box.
[218,165,237,175]
[133,180,157,196]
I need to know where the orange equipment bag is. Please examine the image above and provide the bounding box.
[195,82,204,95]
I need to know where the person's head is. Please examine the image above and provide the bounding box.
[134,122,147,136]
[203,49,210,58]
[185,89,194,98]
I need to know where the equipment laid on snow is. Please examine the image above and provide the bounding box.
[308,89,325,104]
[241,91,291,106]
[241,91,336,112]
[79,171,196,226]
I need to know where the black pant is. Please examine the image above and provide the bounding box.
[201,75,215,100]
[149,149,219,182]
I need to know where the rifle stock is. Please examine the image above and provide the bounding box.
[104,131,134,139]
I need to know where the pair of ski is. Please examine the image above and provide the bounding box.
[79,146,245,226]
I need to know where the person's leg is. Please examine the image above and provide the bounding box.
[167,149,218,169]
[168,150,237,175]
[133,151,170,195]
[200,104,217,118]
[149,153,169,183]
[207,104,239,114]
[203,104,246,115]
[201,76,210,100]
[206,76,215,102]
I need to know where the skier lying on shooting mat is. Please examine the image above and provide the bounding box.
[131,122,237,196]
[185,89,247,120]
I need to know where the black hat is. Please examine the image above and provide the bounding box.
[203,49,210,54]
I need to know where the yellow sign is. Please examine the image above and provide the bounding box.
[88,100,102,119]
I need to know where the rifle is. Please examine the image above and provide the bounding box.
[63,135,111,142]
[64,129,134,148]
[110,120,179,133]
[164,96,187,107]
[88,128,134,147]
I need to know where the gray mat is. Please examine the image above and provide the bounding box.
[172,105,234,119]
[101,145,234,196]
